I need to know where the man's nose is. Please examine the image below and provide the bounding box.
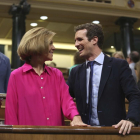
[75,40,79,48]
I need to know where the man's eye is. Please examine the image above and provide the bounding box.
[75,38,83,42]
[78,38,82,41]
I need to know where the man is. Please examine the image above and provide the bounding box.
[67,23,140,135]
[0,52,11,93]
[126,51,140,82]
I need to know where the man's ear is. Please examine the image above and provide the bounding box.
[91,36,98,45]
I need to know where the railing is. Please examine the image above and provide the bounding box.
[0,125,140,140]
[0,125,140,134]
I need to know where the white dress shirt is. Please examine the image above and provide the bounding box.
[86,52,104,125]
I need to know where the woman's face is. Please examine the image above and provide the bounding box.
[114,54,123,59]
[43,40,55,61]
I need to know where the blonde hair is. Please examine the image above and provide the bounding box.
[112,51,125,59]
[17,27,55,62]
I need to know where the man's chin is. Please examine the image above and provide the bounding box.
[79,53,84,57]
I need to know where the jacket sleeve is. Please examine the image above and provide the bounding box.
[119,60,140,125]
[5,72,18,125]
[4,58,11,93]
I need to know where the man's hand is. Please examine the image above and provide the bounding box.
[70,115,88,126]
[112,120,134,135]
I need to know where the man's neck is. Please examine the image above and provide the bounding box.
[129,61,134,64]
[86,48,102,61]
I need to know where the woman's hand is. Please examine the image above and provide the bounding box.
[70,115,88,126]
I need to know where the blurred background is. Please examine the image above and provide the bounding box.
[0,0,140,68]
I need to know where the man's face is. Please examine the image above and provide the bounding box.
[126,56,131,64]
[75,29,94,59]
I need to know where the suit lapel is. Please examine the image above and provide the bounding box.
[98,55,112,101]
[79,63,87,107]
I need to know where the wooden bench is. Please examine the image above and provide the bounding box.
[0,94,6,125]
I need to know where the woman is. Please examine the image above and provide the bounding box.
[5,27,86,126]
[112,51,125,59]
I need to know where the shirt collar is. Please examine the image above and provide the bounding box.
[86,52,104,66]
[95,52,104,65]
[129,62,135,68]
[22,63,50,75]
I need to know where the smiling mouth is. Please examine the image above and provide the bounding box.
[78,48,83,53]
[49,51,53,54]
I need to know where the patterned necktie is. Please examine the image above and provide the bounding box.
[88,61,94,125]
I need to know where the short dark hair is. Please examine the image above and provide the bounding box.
[74,23,104,49]
[129,51,140,63]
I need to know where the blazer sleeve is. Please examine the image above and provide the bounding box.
[4,58,11,93]
[119,60,140,124]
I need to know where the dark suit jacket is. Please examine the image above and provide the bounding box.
[67,55,140,126]
[0,52,11,93]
